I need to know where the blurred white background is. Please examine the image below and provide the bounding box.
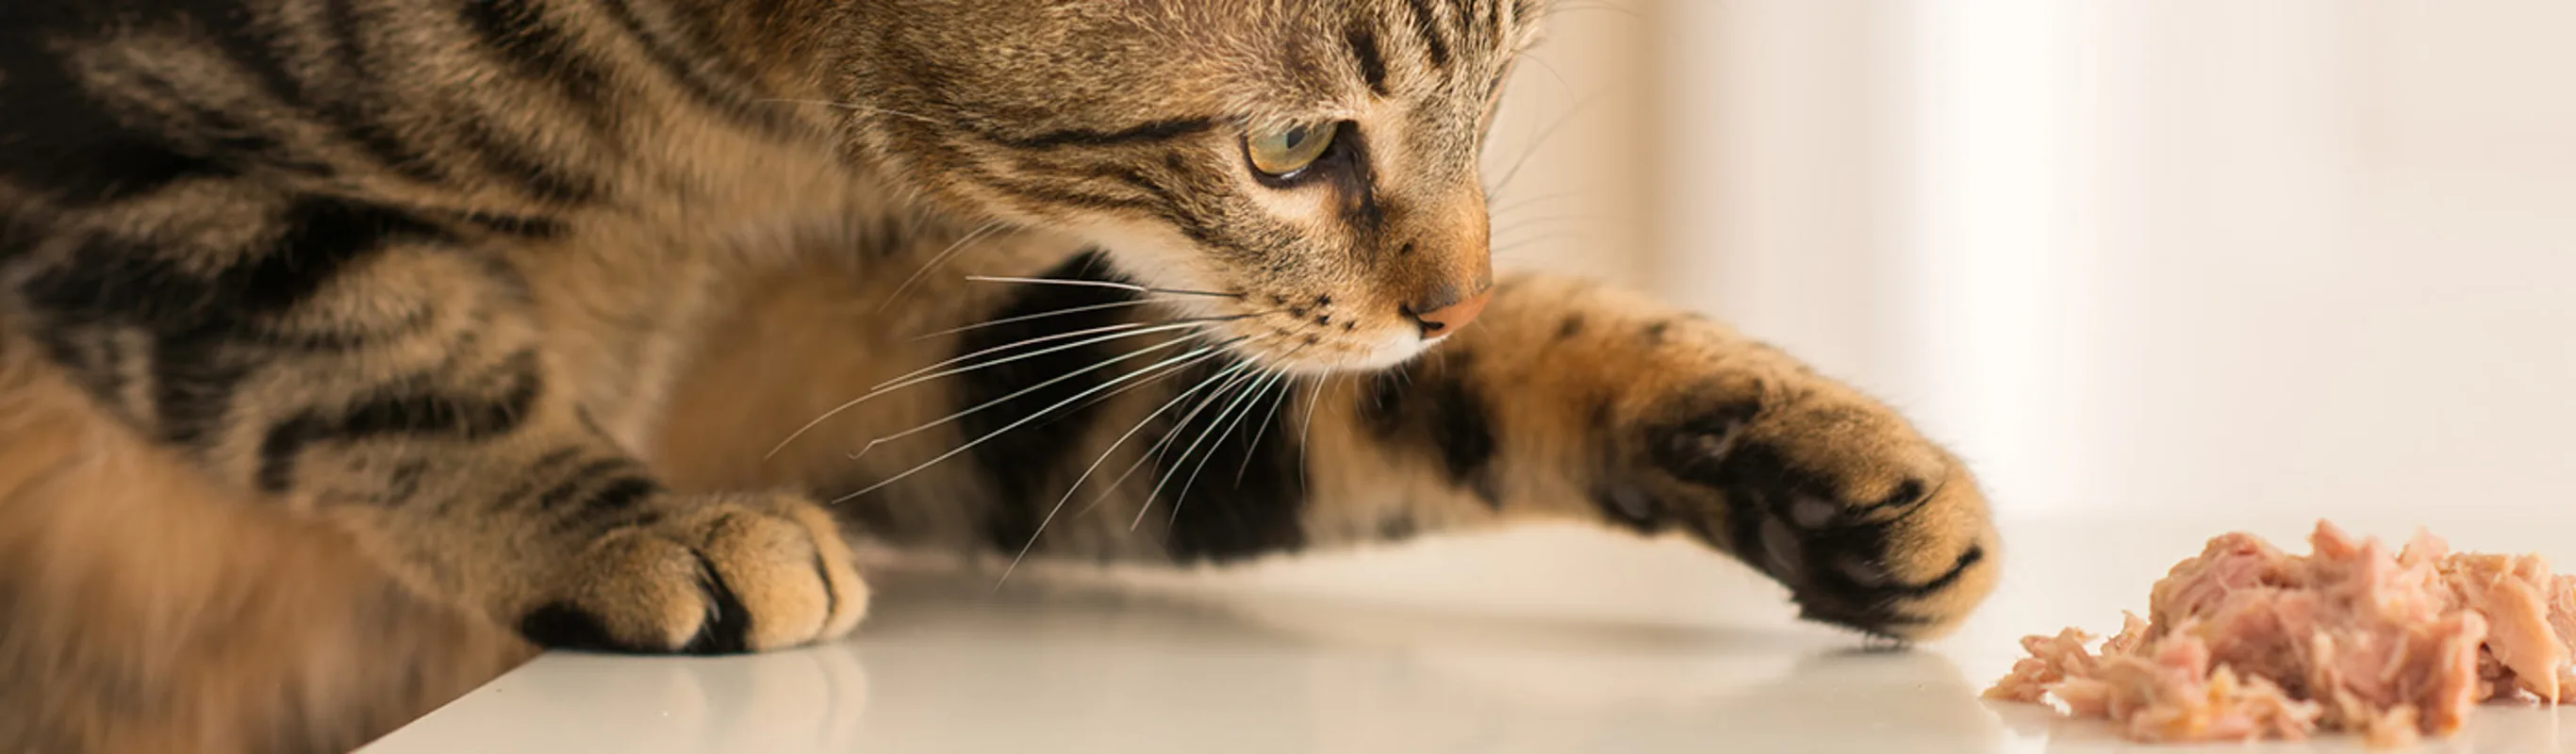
[1115,1,2576,630]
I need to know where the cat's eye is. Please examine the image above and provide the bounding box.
[1244,122,1341,179]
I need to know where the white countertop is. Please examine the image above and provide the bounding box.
[363,514,2576,753]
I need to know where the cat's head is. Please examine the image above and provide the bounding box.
[849,0,1544,372]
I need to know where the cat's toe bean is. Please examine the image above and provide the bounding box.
[1790,494,1842,529]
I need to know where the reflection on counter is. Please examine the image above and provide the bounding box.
[370,518,2576,753]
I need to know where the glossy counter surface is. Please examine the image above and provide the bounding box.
[365,514,2576,753]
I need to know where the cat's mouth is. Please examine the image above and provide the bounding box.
[1182,295,1460,376]
[1088,273,1494,378]
[1057,241,1488,377]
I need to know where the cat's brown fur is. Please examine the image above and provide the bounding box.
[0,0,2000,749]
[0,327,532,753]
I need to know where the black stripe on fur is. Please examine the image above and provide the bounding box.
[313,0,454,186]
[1346,25,1393,96]
[1401,0,1454,68]
[253,350,545,494]
[451,116,603,205]
[458,0,622,136]
[18,196,458,446]
[593,0,801,137]
[0,9,238,207]
[1356,353,1501,508]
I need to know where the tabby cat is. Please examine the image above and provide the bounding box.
[0,0,2001,749]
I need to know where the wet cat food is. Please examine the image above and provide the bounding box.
[1986,521,2576,746]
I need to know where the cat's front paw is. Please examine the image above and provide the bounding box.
[518,493,869,654]
[1597,352,2001,640]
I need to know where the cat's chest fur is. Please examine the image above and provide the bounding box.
[505,126,898,452]
[514,124,1087,458]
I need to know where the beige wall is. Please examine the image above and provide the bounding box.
[1660,0,2576,523]
[1474,0,1661,290]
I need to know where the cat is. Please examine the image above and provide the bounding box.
[0,0,2001,750]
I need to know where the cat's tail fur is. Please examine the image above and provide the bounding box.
[0,326,534,754]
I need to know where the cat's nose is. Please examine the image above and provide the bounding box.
[1403,286,1494,339]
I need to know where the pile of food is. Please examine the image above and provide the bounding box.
[1986,521,2576,746]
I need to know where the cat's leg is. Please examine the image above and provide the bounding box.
[10,195,867,654]
[670,258,1997,638]
[1287,273,2003,638]
[913,270,2003,638]
[0,332,536,752]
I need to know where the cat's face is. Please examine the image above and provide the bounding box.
[854,0,1542,373]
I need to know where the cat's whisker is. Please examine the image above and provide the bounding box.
[1229,342,1315,485]
[994,350,1272,587]
[1048,329,1256,421]
[1492,231,1584,256]
[872,311,1272,394]
[1513,51,1577,96]
[1069,351,1273,524]
[768,309,1280,461]
[1092,355,1265,525]
[877,320,1174,391]
[908,298,1182,340]
[1296,370,1335,473]
[1131,362,1277,532]
[1235,369,1298,485]
[1492,213,1594,237]
[867,309,1281,395]
[1486,188,1585,216]
[880,221,1004,313]
[1486,88,1609,198]
[840,332,1210,461]
[765,320,1212,460]
[1542,1,1647,23]
[1164,368,1293,527]
[827,336,1249,505]
[965,275,1243,300]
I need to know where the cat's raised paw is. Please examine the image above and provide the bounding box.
[1615,373,2001,641]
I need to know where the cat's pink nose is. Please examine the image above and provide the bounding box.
[1408,287,1493,339]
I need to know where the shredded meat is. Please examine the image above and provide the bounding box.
[1986,521,2576,746]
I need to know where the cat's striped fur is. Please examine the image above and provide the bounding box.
[0,0,2002,749]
